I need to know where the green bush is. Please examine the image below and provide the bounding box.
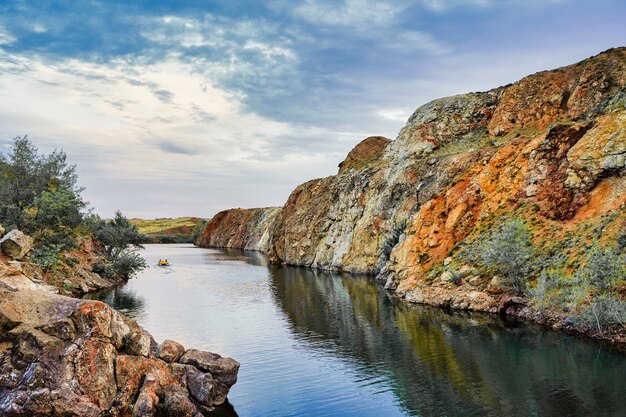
[579,295,626,333]
[107,249,147,279]
[575,243,625,290]
[529,265,564,312]
[461,218,535,294]
[191,219,208,242]
[376,219,407,274]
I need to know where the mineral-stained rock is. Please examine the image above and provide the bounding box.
[158,339,186,363]
[195,48,626,282]
[185,364,230,406]
[179,349,240,386]
[0,273,239,416]
[0,229,34,260]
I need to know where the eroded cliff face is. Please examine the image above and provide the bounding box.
[195,207,281,252]
[0,253,240,416]
[197,48,626,284]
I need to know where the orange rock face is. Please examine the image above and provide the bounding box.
[196,48,626,292]
[0,273,240,416]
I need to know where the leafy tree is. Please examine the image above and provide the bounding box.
[88,211,147,279]
[191,219,208,242]
[0,136,81,230]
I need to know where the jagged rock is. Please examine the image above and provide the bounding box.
[158,339,186,363]
[194,48,626,288]
[0,273,239,416]
[185,364,230,406]
[179,349,240,386]
[0,230,33,260]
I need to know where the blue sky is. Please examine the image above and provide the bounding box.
[0,0,624,218]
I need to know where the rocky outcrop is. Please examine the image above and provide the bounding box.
[0,230,33,260]
[195,207,281,252]
[0,261,239,416]
[198,48,626,283]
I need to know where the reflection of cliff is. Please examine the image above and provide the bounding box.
[269,265,626,417]
[83,286,146,319]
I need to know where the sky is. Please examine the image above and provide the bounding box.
[0,1,624,218]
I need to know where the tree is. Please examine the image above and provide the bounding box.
[90,211,146,258]
[88,211,147,279]
[0,136,82,230]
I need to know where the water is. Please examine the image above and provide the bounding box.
[86,244,626,417]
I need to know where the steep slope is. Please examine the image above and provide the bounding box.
[196,47,626,283]
[195,207,281,252]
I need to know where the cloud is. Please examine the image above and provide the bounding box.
[282,0,408,28]
[154,139,197,155]
[153,89,174,103]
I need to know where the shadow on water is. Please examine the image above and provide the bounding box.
[84,286,146,320]
[268,264,626,417]
[90,247,626,417]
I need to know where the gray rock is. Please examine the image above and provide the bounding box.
[185,365,229,406]
[0,229,34,260]
[179,349,240,387]
[158,339,185,363]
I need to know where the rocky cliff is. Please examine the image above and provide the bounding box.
[195,207,281,252]
[0,235,239,416]
[196,48,626,339]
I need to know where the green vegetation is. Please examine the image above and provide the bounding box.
[458,213,626,335]
[131,217,205,243]
[0,136,146,280]
[376,219,407,274]
[460,219,536,294]
[191,218,208,242]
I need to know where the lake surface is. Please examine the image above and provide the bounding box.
[86,244,626,417]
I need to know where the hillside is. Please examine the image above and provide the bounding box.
[132,217,206,243]
[195,47,626,343]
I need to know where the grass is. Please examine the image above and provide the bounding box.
[131,217,206,236]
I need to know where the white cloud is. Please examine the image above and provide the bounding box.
[0,50,357,217]
[418,0,570,12]
[272,0,409,28]
[0,26,15,45]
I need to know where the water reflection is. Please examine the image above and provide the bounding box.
[92,246,626,417]
[84,286,146,319]
[269,265,626,417]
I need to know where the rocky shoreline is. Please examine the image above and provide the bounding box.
[0,231,240,416]
[194,48,626,349]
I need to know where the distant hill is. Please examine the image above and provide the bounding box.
[131,217,207,243]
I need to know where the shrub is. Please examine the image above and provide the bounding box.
[376,219,407,274]
[107,249,147,279]
[191,219,208,242]
[575,243,625,290]
[528,256,567,313]
[579,295,626,334]
[461,218,535,294]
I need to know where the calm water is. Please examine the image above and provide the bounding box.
[86,244,626,417]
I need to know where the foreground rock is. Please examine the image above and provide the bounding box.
[0,271,239,416]
[0,230,33,260]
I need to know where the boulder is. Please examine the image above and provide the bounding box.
[185,365,229,406]
[179,349,240,387]
[0,224,5,238]
[0,229,34,260]
[158,339,186,363]
[0,274,239,416]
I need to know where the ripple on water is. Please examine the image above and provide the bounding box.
[90,244,626,417]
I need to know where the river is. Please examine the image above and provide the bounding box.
[85,244,626,417]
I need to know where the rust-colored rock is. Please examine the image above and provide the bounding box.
[0,267,240,416]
